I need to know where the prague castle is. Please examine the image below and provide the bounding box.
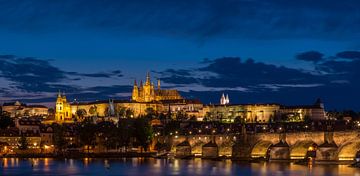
[50,73,201,124]
[46,72,327,124]
[132,72,183,102]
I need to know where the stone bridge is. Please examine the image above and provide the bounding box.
[155,131,360,161]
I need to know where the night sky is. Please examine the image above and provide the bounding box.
[0,0,359,110]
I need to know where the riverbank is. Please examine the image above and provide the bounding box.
[1,152,156,159]
[1,153,357,167]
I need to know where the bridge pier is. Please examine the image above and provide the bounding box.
[316,132,338,161]
[202,141,219,158]
[232,134,253,160]
[175,140,192,158]
[269,133,290,160]
[316,142,338,161]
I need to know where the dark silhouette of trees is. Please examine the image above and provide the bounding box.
[89,106,97,116]
[117,119,133,151]
[18,135,28,150]
[133,117,153,152]
[78,120,97,153]
[53,125,67,154]
[0,112,14,129]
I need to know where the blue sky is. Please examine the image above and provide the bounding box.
[0,0,360,110]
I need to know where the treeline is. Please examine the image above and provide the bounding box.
[52,117,154,154]
[327,110,360,120]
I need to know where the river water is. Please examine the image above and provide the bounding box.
[1,158,359,176]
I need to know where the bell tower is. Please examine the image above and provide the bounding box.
[55,91,72,123]
[132,80,139,101]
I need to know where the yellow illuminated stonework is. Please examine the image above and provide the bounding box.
[132,72,183,102]
[55,92,73,123]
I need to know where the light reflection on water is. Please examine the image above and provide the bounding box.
[1,158,360,175]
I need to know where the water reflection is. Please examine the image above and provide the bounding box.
[1,158,360,175]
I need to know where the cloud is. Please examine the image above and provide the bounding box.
[336,51,360,60]
[159,57,324,88]
[0,55,128,103]
[296,51,324,63]
[1,51,360,110]
[156,52,360,110]
[76,71,123,78]
[0,0,360,41]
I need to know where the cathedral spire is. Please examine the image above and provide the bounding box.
[146,71,151,85]
[134,79,138,86]
[157,79,161,90]
[220,93,225,105]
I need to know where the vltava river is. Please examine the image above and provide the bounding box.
[1,158,359,176]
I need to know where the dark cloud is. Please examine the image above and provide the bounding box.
[158,57,326,89]
[86,85,132,95]
[78,72,122,78]
[190,57,323,88]
[336,51,360,60]
[0,55,68,92]
[1,51,360,110]
[0,55,123,94]
[158,51,360,110]
[158,69,192,76]
[296,51,324,63]
[0,0,359,41]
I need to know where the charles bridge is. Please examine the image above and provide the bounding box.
[155,130,360,161]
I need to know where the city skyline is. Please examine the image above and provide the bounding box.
[0,0,360,110]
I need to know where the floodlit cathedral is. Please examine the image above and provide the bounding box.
[132,72,183,102]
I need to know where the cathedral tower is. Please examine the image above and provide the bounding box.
[55,92,72,123]
[132,80,139,101]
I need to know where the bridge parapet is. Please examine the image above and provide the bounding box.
[156,130,360,160]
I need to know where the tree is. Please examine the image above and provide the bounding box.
[117,107,126,118]
[145,107,156,119]
[78,120,97,153]
[133,117,153,152]
[96,121,117,151]
[0,113,14,129]
[104,107,109,117]
[24,110,30,116]
[53,125,67,154]
[117,119,133,151]
[175,111,187,121]
[158,113,166,121]
[18,135,28,150]
[234,116,245,124]
[125,108,134,118]
[163,120,179,135]
[48,108,55,116]
[89,106,97,116]
[76,109,87,120]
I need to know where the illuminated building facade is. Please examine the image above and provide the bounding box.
[50,72,325,124]
[1,101,48,118]
[55,92,73,123]
[132,72,183,102]
[205,99,326,123]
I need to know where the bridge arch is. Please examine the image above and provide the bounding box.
[338,140,360,161]
[251,140,272,158]
[290,140,317,159]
